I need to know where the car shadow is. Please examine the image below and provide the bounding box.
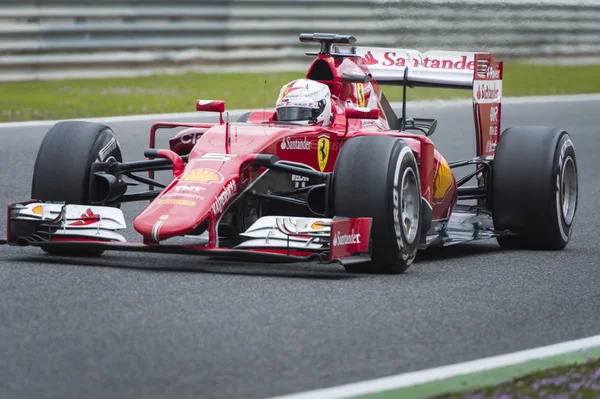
[416,242,503,262]
[9,254,360,281]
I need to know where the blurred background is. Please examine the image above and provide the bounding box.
[1,0,599,122]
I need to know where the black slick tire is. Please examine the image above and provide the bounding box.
[492,126,578,249]
[332,136,422,273]
[31,121,123,256]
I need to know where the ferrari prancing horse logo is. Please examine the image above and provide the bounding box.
[318,135,330,172]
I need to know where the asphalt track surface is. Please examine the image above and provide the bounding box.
[1,98,599,399]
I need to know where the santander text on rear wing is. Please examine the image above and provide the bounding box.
[352,47,503,157]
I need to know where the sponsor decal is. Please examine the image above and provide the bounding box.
[486,141,497,153]
[357,83,365,107]
[69,208,101,226]
[332,229,361,246]
[489,125,498,136]
[158,199,196,206]
[366,52,475,70]
[362,51,378,65]
[179,132,204,145]
[32,205,42,215]
[161,193,204,201]
[280,136,311,151]
[211,180,237,216]
[475,82,501,102]
[292,174,309,188]
[311,221,326,230]
[433,159,453,201]
[392,147,414,261]
[558,138,574,168]
[317,135,330,172]
[329,217,372,260]
[178,169,223,184]
[96,137,118,162]
[485,65,501,79]
[490,105,499,123]
[159,215,169,220]
[291,174,310,182]
[174,185,205,192]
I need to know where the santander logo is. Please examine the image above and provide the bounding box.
[333,229,361,246]
[280,137,311,151]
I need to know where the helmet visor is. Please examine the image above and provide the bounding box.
[277,107,319,123]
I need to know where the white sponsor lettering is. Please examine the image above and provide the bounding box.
[161,193,204,200]
[393,185,402,249]
[333,229,361,247]
[180,132,204,145]
[486,66,501,80]
[486,141,497,153]
[490,105,499,123]
[175,185,205,192]
[558,138,573,167]
[198,153,237,162]
[97,137,118,162]
[291,174,310,182]
[212,180,237,215]
[489,125,498,136]
[280,137,311,151]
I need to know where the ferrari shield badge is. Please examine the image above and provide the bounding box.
[318,135,330,171]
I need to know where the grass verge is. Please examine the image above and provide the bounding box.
[353,345,600,399]
[1,63,600,123]
[434,358,600,399]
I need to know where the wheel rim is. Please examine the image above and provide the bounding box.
[561,156,577,225]
[401,167,420,244]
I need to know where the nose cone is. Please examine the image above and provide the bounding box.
[133,167,236,243]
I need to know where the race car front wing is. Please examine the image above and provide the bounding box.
[2,200,373,266]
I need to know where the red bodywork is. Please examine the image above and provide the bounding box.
[135,50,503,247]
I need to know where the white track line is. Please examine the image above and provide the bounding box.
[267,334,600,399]
[2,93,600,130]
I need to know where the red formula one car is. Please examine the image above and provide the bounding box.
[2,33,578,273]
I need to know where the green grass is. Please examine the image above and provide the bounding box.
[351,346,600,399]
[1,63,600,123]
[435,357,600,399]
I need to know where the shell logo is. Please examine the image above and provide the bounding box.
[178,169,223,184]
[311,221,326,230]
[433,159,453,201]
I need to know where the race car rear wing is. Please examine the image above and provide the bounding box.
[349,46,504,157]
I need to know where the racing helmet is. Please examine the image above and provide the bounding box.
[275,79,332,126]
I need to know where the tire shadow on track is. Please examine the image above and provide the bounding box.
[8,254,360,281]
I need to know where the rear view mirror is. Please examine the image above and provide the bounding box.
[196,100,226,124]
[344,107,380,136]
[196,100,225,113]
[345,107,379,120]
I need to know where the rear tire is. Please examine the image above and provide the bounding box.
[492,126,577,249]
[332,136,422,273]
[31,121,123,257]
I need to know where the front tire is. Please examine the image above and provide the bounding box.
[332,136,422,273]
[31,121,123,256]
[492,126,578,249]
